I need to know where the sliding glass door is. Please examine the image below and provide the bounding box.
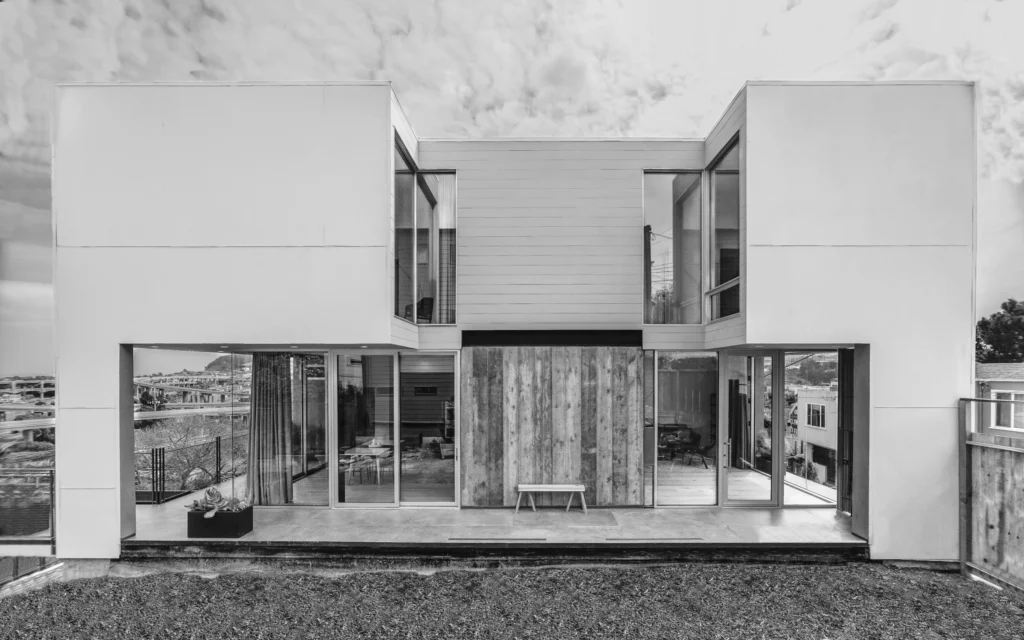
[720,351,782,506]
[398,353,458,504]
[333,352,397,506]
[327,350,459,508]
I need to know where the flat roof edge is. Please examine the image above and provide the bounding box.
[744,80,975,87]
[419,137,704,143]
[53,81,393,88]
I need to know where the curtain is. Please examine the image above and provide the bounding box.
[247,353,294,505]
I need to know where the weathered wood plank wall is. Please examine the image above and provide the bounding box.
[461,346,643,507]
[968,432,1024,585]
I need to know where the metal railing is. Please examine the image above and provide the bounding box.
[959,395,1024,591]
[135,434,249,504]
[0,468,55,545]
[0,556,58,588]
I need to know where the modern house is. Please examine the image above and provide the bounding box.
[43,80,976,563]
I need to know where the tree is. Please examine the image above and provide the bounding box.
[977,298,1024,363]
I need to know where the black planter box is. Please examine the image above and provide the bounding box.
[186,505,253,539]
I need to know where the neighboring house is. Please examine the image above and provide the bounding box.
[794,386,838,486]
[43,80,976,563]
[975,362,1024,432]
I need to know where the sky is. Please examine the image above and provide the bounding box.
[1,0,1022,376]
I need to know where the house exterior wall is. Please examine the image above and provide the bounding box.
[52,83,394,558]
[417,139,710,334]
[744,82,976,561]
[45,81,976,563]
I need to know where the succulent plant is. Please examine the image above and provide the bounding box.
[185,487,250,518]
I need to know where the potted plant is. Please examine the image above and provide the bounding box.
[185,487,253,538]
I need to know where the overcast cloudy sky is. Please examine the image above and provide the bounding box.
[1,0,1022,375]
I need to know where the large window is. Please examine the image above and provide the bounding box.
[393,138,456,324]
[643,173,702,324]
[709,141,740,320]
[394,147,415,319]
[807,403,825,428]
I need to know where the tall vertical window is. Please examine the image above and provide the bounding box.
[393,137,456,324]
[394,147,415,319]
[414,174,457,324]
[643,173,701,324]
[709,140,740,320]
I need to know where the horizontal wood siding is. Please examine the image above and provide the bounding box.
[421,140,704,330]
[460,346,643,507]
[390,317,418,348]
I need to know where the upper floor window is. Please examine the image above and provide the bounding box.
[643,172,702,324]
[394,138,456,325]
[807,403,825,428]
[709,140,740,320]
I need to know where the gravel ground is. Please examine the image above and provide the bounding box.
[1,563,1023,639]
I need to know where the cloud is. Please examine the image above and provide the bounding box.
[0,0,1021,375]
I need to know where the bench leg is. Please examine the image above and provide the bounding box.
[528,492,536,512]
[515,492,522,514]
[579,492,588,515]
[565,492,574,512]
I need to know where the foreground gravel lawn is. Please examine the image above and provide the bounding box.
[2,563,1023,639]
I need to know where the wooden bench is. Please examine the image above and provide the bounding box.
[515,484,588,514]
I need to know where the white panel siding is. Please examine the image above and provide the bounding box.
[422,140,666,330]
[417,326,461,350]
[703,317,746,350]
[390,317,419,349]
[642,326,706,351]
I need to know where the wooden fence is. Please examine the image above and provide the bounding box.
[961,397,1024,590]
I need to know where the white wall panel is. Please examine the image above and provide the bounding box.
[54,84,391,249]
[56,488,121,559]
[869,408,960,561]
[56,246,392,348]
[745,83,974,246]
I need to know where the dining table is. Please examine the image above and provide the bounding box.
[343,445,393,485]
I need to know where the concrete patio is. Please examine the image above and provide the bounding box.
[130,501,863,552]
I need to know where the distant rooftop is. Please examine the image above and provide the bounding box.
[976,362,1024,381]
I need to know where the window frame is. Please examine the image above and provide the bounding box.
[991,390,1024,431]
[641,170,704,326]
[706,135,741,322]
[393,133,457,326]
[806,403,826,429]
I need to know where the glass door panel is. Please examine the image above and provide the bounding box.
[723,353,776,504]
[336,353,396,505]
[303,361,327,474]
[398,354,456,503]
[783,351,839,506]
[655,351,718,506]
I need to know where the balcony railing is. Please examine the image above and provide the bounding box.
[135,434,249,505]
[0,468,55,545]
